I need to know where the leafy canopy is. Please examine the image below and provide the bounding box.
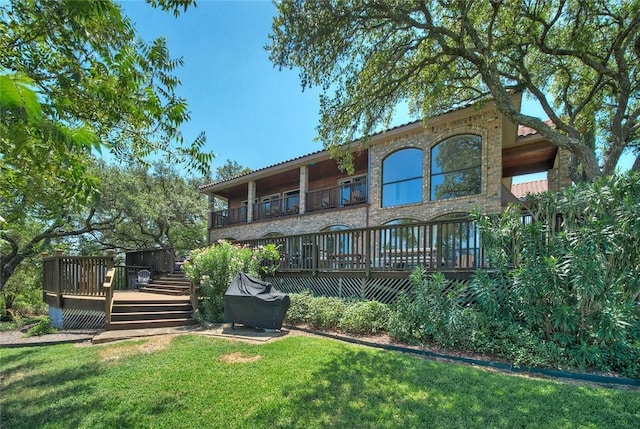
[269,0,640,181]
[0,0,212,207]
[0,0,211,291]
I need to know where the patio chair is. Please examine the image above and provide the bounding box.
[136,269,151,289]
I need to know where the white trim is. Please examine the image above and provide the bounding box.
[338,174,367,186]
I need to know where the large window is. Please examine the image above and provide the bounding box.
[382,148,423,207]
[430,135,482,201]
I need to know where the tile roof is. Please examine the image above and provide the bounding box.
[511,179,548,199]
[200,110,549,191]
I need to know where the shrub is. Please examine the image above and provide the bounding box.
[388,268,477,349]
[285,291,315,325]
[286,292,390,336]
[183,240,280,322]
[305,296,347,330]
[25,317,57,337]
[472,172,640,377]
[338,300,390,335]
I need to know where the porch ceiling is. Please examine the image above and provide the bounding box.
[212,151,369,200]
[502,139,557,178]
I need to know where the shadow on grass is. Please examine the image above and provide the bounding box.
[256,343,640,429]
[1,359,104,427]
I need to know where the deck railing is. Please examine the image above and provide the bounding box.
[43,254,113,298]
[125,248,175,274]
[238,218,484,274]
[210,183,369,228]
[306,182,368,212]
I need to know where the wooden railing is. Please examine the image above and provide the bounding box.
[238,218,484,274]
[103,265,115,329]
[306,182,368,212]
[210,183,369,228]
[125,248,175,275]
[43,253,114,299]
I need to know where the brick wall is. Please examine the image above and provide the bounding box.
[209,205,369,242]
[367,107,504,225]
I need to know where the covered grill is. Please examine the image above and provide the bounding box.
[224,273,290,330]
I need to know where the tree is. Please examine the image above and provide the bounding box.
[0,0,212,291]
[90,162,208,256]
[268,0,640,182]
[215,159,252,181]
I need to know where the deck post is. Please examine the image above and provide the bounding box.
[54,252,63,308]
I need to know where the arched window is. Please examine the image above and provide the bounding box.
[430,135,482,200]
[321,225,350,255]
[382,148,423,207]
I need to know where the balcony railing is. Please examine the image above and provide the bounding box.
[238,218,485,273]
[210,183,369,228]
[306,182,368,212]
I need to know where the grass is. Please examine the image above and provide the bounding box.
[1,334,639,429]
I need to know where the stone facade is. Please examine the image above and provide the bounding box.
[209,205,369,242]
[367,106,504,225]
[204,100,566,243]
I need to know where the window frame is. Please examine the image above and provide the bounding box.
[429,134,482,201]
[381,148,423,208]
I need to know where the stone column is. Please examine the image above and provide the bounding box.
[299,165,308,214]
[247,181,256,222]
[548,147,572,193]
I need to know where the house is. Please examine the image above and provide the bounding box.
[200,95,569,237]
[198,95,571,298]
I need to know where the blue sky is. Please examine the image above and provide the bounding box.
[121,0,632,177]
[122,0,325,173]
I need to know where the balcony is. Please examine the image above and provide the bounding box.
[210,182,368,228]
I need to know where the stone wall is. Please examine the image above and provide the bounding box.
[367,107,504,225]
[209,205,369,242]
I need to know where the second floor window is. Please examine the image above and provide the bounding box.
[430,134,482,201]
[382,148,423,207]
[283,189,300,213]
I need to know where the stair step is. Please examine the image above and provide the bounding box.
[107,318,198,330]
[139,287,187,296]
[147,283,190,290]
[151,280,190,286]
[112,303,191,313]
[114,297,191,305]
[111,310,192,322]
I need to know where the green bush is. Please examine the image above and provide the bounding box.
[306,296,347,330]
[285,291,315,325]
[338,300,390,335]
[472,172,640,378]
[388,269,477,349]
[286,292,390,335]
[25,317,57,337]
[183,241,280,322]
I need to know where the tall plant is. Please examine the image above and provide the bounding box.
[473,173,640,375]
[183,241,279,322]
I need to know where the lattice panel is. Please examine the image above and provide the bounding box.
[267,275,415,305]
[62,309,105,330]
[364,277,412,304]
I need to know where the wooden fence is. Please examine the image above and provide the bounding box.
[43,254,113,298]
[125,248,175,275]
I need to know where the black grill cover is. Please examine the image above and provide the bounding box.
[223,273,290,330]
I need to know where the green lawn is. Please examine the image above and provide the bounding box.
[1,334,638,428]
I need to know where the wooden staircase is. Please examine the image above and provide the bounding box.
[107,271,197,330]
[139,272,191,296]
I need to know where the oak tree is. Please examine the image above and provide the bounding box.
[269,0,640,182]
